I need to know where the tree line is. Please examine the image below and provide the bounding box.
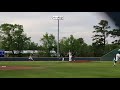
[0,20,120,57]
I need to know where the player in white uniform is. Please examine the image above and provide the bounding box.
[69,51,72,61]
[28,54,34,61]
[113,49,120,66]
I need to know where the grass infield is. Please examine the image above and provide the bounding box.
[0,61,119,78]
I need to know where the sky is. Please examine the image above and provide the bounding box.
[0,12,117,45]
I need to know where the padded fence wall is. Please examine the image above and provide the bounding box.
[0,57,100,61]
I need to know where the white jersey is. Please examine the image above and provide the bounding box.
[29,56,33,60]
[69,52,72,61]
[114,53,120,61]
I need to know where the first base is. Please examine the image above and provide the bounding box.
[2,66,6,67]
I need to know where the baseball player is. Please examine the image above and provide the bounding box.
[69,51,72,61]
[28,54,34,61]
[113,49,120,66]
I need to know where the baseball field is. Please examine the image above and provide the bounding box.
[0,61,119,78]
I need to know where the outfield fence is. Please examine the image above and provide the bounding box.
[0,57,100,61]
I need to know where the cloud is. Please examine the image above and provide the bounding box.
[0,12,117,45]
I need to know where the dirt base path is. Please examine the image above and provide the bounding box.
[70,60,92,63]
[0,66,33,70]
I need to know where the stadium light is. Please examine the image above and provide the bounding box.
[52,16,64,58]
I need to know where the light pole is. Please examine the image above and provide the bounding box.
[52,16,63,58]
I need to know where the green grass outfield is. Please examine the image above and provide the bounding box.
[0,61,119,78]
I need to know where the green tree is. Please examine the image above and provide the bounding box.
[75,38,87,57]
[0,23,31,56]
[0,31,3,49]
[92,20,111,56]
[40,33,57,57]
[109,28,120,45]
[60,35,87,57]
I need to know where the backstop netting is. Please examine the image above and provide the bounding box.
[100,48,119,61]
